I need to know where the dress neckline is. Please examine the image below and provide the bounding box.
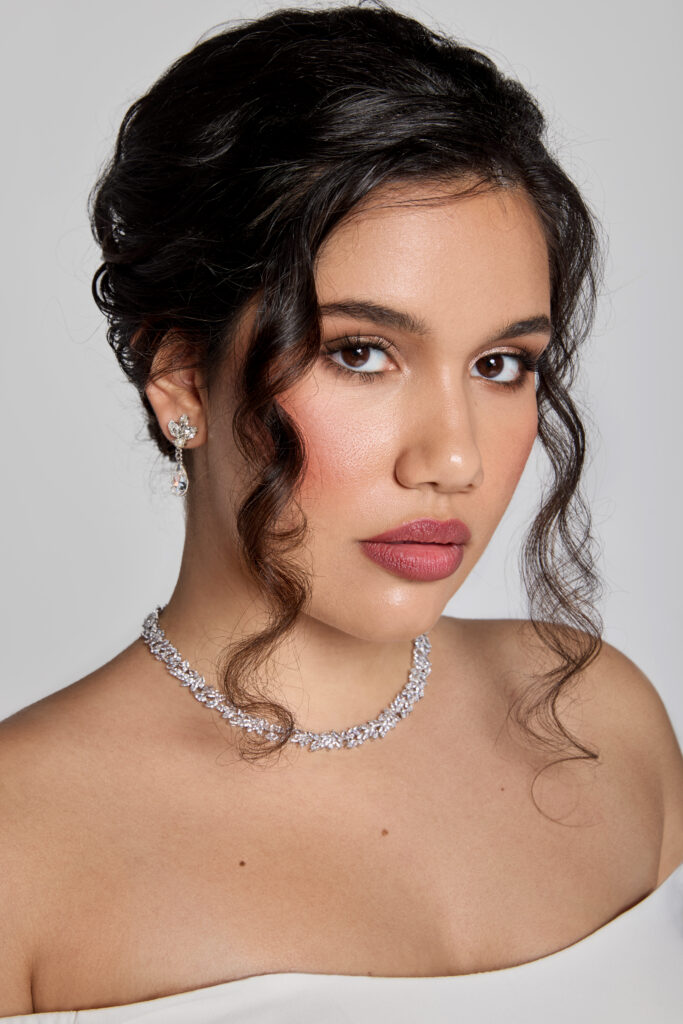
[29,860,683,1017]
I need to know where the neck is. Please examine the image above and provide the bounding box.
[155,546,427,738]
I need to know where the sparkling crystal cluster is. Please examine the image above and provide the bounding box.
[168,414,197,497]
[141,608,431,751]
[168,413,197,447]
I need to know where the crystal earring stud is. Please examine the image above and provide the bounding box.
[168,413,198,496]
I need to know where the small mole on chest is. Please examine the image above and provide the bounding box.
[381,828,389,836]
[238,860,246,866]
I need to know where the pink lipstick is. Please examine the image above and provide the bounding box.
[360,518,471,582]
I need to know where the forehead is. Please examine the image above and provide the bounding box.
[314,181,551,335]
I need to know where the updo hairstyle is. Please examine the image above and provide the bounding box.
[91,2,603,765]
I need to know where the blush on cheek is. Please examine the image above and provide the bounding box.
[281,384,394,506]
[298,418,383,507]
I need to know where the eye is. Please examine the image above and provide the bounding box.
[323,338,394,378]
[471,352,527,385]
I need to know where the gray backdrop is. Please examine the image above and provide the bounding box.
[2,0,681,741]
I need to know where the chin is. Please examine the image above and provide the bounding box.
[314,590,451,644]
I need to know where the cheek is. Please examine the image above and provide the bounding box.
[296,401,391,501]
[481,399,538,500]
[281,383,396,512]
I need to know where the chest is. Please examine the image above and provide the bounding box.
[31,737,659,1011]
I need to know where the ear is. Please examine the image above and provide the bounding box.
[144,337,208,449]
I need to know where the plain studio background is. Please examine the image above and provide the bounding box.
[1,0,681,747]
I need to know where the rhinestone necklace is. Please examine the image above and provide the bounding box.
[140,606,432,751]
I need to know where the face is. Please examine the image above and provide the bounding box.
[200,180,551,643]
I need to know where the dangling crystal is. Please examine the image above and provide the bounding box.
[171,464,188,496]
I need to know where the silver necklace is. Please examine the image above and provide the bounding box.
[140,607,432,751]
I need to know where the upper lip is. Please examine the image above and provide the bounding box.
[363,518,471,545]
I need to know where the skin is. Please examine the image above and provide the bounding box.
[1,180,682,1014]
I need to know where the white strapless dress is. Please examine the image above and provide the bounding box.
[6,862,683,1024]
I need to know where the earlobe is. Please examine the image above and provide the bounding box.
[144,345,208,449]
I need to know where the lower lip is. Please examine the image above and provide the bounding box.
[359,541,465,582]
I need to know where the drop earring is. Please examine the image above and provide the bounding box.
[168,413,198,496]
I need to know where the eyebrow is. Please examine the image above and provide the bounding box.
[319,300,428,336]
[490,315,552,344]
[319,299,551,344]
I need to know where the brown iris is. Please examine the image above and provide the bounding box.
[341,346,372,368]
[475,353,506,379]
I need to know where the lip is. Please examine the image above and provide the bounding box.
[359,518,470,582]
[364,518,471,545]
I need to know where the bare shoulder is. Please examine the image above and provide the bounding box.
[0,691,82,1015]
[583,634,683,884]
[0,637,170,827]
[0,646,146,1016]
[0,707,45,1014]
[442,616,683,885]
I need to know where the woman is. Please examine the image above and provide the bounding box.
[1,3,682,1020]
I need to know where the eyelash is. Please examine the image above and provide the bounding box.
[322,336,543,389]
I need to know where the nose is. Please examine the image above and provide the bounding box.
[394,382,484,493]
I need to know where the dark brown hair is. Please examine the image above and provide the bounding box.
[90,2,603,765]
